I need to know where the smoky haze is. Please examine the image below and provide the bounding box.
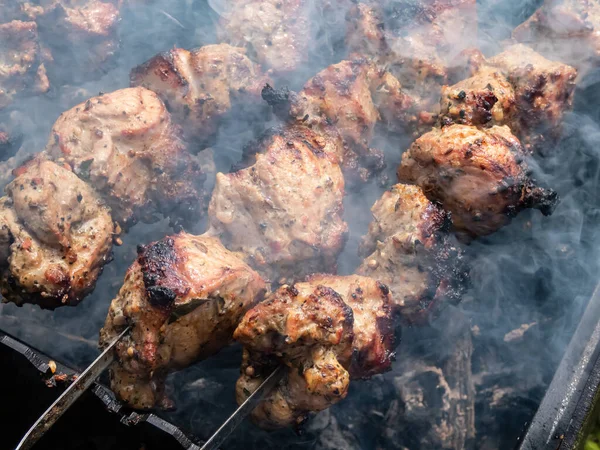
[0,1,599,449]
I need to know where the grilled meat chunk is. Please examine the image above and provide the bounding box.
[441,45,577,152]
[265,59,412,184]
[513,0,600,73]
[218,0,310,76]
[346,0,477,129]
[235,275,394,428]
[130,44,272,144]
[0,20,49,110]
[0,159,113,308]
[22,0,121,82]
[357,184,467,322]
[207,125,348,283]
[43,87,206,228]
[398,124,558,239]
[100,233,266,409]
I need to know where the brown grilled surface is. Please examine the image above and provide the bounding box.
[398,124,558,240]
[0,20,49,110]
[268,59,413,184]
[0,159,114,308]
[43,87,206,228]
[234,281,355,429]
[130,44,272,144]
[357,183,467,323]
[441,45,577,153]
[513,0,600,73]
[346,0,478,132]
[207,125,348,284]
[99,232,266,410]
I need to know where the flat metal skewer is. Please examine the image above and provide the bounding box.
[15,326,131,450]
[200,365,285,450]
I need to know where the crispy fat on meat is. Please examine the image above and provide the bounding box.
[43,87,206,228]
[398,125,558,239]
[208,126,348,283]
[440,45,577,153]
[0,159,113,308]
[235,275,395,429]
[357,184,468,322]
[0,20,49,110]
[130,44,272,143]
[100,233,266,409]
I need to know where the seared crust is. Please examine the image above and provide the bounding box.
[130,44,272,143]
[100,233,267,409]
[0,20,49,110]
[234,281,355,429]
[398,125,558,239]
[43,87,206,227]
[208,125,348,283]
[357,184,467,322]
[0,158,114,308]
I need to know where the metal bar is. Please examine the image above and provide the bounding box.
[200,365,286,450]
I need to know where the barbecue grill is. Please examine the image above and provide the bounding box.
[2,0,600,449]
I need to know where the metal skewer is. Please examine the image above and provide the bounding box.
[199,365,285,450]
[15,326,131,450]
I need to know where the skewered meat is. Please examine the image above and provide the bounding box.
[234,275,394,429]
[398,124,558,239]
[207,125,348,283]
[100,233,266,409]
[130,44,272,144]
[346,0,478,129]
[21,0,121,83]
[0,20,49,110]
[43,87,206,228]
[218,0,311,76]
[263,59,413,184]
[0,158,114,308]
[357,183,467,322]
[440,44,577,152]
[513,0,600,73]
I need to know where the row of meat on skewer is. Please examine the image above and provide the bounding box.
[0,0,588,432]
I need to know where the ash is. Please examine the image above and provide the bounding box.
[1,1,600,449]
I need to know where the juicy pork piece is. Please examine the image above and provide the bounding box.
[346,0,478,129]
[398,124,558,239]
[513,0,600,73]
[263,59,413,184]
[207,125,348,283]
[130,44,272,144]
[43,87,206,228]
[357,183,467,322]
[234,275,394,429]
[0,158,114,308]
[22,0,121,82]
[440,45,577,152]
[0,20,50,110]
[99,233,266,409]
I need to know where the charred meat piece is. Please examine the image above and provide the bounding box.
[513,0,600,73]
[0,158,113,308]
[234,275,394,429]
[398,124,558,239]
[346,0,478,129]
[23,0,121,83]
[440,45,577,153]
[130,44,272,144]
[43,87,206,228]
[357,184,467,322]
[0,20,49,110]
[207,125,348,283]
[100,233,266,409]
[266,59,413,184]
